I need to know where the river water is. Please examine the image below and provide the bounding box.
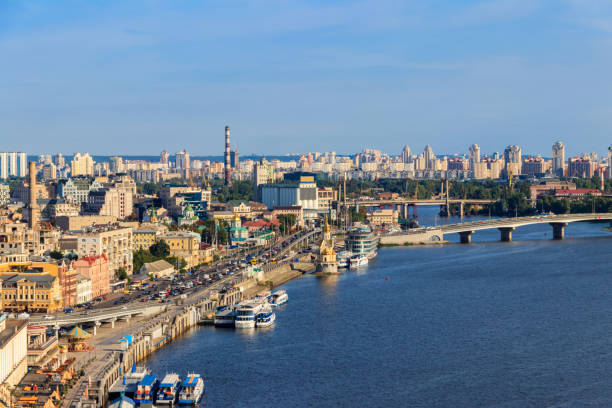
[145,209,612,407]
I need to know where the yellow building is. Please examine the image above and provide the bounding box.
[159,232,201,268]
[368,208,398,227]
[133,229,161,251]
[0,262,63,313]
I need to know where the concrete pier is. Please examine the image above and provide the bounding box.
[498,227,514,242]
[459,231,473,244]
[550,222,568,240]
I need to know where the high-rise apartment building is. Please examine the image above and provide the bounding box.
[552,141,565,177]
[160,150,170,165]
[568,157,596,178]
[504,145,522,177]
[0,152,27,179]
[175,150,190,170]
[468,144,481,168]
[253,158,275,201]
[109,156,123,173]
[53,153,65,168]
[401,146,411,163]
[230,150,239,168]
[424,145,436,170]
[71,152,94,176]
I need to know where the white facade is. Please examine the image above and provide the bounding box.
[0,152,27,179]
[0,316,27,387]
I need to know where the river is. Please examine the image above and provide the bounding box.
[145,208,612,407]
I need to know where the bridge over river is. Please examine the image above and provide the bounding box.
[380,213,612,244]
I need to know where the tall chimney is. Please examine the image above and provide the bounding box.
[28,161,39,229]
[224,126,231,186]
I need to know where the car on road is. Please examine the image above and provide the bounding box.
[64,308,74,314]
[120,306,127,310]
[43,315,54,320]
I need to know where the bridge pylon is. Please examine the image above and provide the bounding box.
[550,222,568,240]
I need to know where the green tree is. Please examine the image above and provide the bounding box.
[49,250,64,260]
[166,256,187,270]
[116,267,128,281]
[149,240,170,258]
[278,214,297,235]
[133,249,157,272]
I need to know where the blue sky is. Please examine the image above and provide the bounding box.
[1,0,612,157]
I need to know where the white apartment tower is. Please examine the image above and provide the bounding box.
[0,152,27,179]
[424,145,435,170]
[552,141,565,177]
[71,152,94,176]
[468,144,481,167]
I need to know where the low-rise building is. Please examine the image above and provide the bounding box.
[73,254,110,298]
[139,259,174,279]
[159,231,200,268]
[75,274,92,305]
[271,206,304,227]
[368,208,398,227]
[0,262,63,313]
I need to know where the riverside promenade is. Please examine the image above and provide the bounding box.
[61,231,319,407]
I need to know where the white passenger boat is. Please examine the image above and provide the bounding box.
[156,373,181,405]
[269,290,288,307]
[235,301,266,329]
[178,373,205,405]
[336,251,353,269]
[349,254,368,268]
[213,307,236,327]
[255,305,276,328]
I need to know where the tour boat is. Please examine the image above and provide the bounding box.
[156,373,181,405]
[134,374,159,407]
[255,305,276,328]
[349,254,369,268]
[269,290,288,307]
[178,373,205,405]
[336,251,353,269]
[235,301,266,329]
[213,307,236,327]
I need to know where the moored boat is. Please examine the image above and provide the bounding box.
[349,254,368,268]
[178,373,205,405]
[134,374,159,407]
[336,251,353,269]
[235,301,266,329]
[269,290,288,307]
[156,373,181,405]
[255,305,276,328]
[213,307,236,327]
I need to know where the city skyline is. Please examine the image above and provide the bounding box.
[3,1,612,155]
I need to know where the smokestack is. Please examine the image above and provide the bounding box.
[28,161,39,229]
[224,126,231,186]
